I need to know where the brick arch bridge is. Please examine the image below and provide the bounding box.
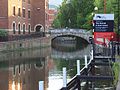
[50,29,92,43]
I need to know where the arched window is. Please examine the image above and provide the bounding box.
[23,24,25,34]
[18,23,21,34]
[28,24,31,34]
[13,22,16,34]
[13,65,16,76]
[18,64,21,74]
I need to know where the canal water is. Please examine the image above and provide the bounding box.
[0,40,114,90]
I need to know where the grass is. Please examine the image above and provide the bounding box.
[113,62,120,86]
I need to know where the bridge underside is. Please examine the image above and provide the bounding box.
[51,35,89,52]
[51,35,89,44]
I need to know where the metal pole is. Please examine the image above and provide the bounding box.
[77,60,80,75]
[39,81,44,90]
[85,55,88,68]
[117,0,120,55]
[63,67,67,88]
[104,0,106,13]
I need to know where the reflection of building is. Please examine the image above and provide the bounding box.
[0,0,49,35]
[0,47,51,90]
[0,57,48,90]
[48,5,58,28]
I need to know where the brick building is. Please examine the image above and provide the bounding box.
[48,5,58,28]
[0,0,49,36]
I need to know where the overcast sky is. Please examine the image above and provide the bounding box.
[49,0,63,6]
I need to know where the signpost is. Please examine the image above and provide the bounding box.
[93,14,114,32]
[94,20,114,32]
[93,14,114,46]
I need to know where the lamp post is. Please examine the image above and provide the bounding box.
[104,0,106,13]
[92,7,98,58]
[117,0,120,55]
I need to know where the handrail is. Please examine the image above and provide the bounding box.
[65,50,93,89]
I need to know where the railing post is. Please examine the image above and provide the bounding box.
[85,55,88,76]
[77,60,80,75]
[63,67,67,89]
[39,81,44,90]
[91,50,94,60]
[85,55,88,68]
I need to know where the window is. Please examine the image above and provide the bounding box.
[22,9,25,18]
[28,0,30,4]
[28,24,31,34]
[18,23,21,34]
[28,10,30,19]
[13,6,15,16]
[18,8,21,16]
[13,22,16,34]
[23,24,25,34]
[18,64,21,74]
[23,63,26,71]
[13,66,16,76]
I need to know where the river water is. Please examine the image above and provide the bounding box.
[0,40,114,90]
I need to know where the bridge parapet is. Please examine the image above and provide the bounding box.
[50,29,92,42]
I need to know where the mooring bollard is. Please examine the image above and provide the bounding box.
[63,67,67,88]
[77,60,80,75]
[39,81,44,90]
[85,55,88,68]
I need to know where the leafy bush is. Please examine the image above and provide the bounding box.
[0,29,8,37]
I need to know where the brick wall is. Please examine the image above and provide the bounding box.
[0,0,49,36]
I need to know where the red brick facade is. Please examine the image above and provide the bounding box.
[0,0,49,35]
[48,7,58,28]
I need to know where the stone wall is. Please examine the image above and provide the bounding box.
[0,37,51,51]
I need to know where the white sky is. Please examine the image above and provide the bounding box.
[49,0,63,6]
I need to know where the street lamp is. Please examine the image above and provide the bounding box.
[94,7,98,11]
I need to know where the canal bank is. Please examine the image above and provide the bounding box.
[0,37,51,52]
[116,56,120,90]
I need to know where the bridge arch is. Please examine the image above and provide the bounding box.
[51,34,89,43]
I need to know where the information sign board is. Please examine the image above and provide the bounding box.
[93,14,114,32]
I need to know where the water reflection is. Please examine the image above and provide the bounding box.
[0,48,50,90]
[0,42,114,90]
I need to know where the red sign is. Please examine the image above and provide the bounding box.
[94,32,116,47]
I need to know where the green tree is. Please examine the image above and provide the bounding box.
[53,0,94,30]
[94,0,119,33]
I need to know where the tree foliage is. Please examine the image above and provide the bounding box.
[94,0,119,33]
[0,29,8,37]
[52,0,94,30]
[52,0,119,33]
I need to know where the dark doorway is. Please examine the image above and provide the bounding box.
[36,25,42,32]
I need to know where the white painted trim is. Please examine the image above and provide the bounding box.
[28,9,31,11]
[22,7,25,9]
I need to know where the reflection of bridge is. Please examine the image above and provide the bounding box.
[50,29,92,42]
[51,45,91,59]
[0,47,51,62]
